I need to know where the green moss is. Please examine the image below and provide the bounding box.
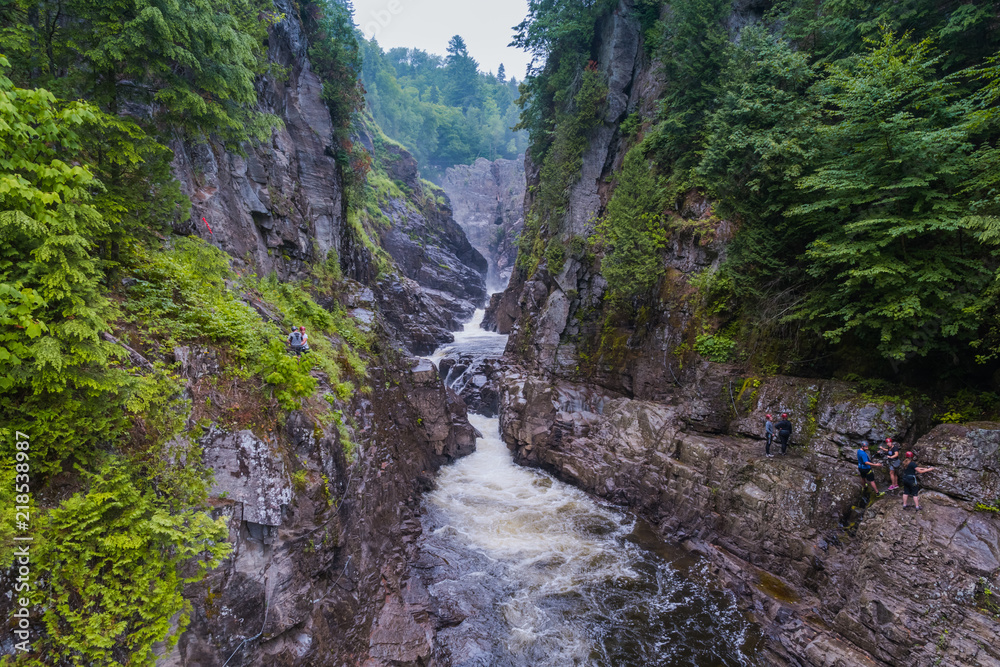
[755,571,801,604]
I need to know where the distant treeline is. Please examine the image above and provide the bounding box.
[360,35,528,177]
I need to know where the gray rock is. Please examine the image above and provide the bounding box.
[201,427,292,528]
[441,156,526,289]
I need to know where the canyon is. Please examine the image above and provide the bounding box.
[168,1,1000,664]
[5,0,992,665]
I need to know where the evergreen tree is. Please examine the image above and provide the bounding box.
[445,35,480,110]
[0,59,128,471]
[5,0,278,144]
[790,31,988,361]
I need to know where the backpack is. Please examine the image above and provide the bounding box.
[290,331,303,346]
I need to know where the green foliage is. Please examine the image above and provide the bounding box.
[790,31,989,361]
[512,0,617,161]
[30,460,230,666]
[698,26,818,226]
[291,468,308,493]
[650,0,731,165]
[536,64,608,224]
[931,389,999,424]
[261,338,318,410]
[360,36,527,175]
[4,0,278,144]
[82,112,191,262]
[545,238,566,275]
[0,63,135,473]
[303,0,364,139]
[593,148,669,301]
[0,459,23,567]
[695,331,737,362]
[124,238,272,361]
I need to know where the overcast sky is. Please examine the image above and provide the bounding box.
[352,0,534,79]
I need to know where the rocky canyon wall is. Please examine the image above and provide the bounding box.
[486,1,1000,665]
[441,156,526,291]
[155,3,487,664]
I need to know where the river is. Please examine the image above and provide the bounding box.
[418,310,761,666]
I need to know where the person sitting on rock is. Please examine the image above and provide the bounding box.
[857,441,884,495]
[901,451,935,511]
[775,413,792,455]
[764,413,775,458]
[287,326,307,356]
[884,437,901,490]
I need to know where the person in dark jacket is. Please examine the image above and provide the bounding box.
[775,413,792,455]
[764,413,775,457]
[901,452,935,511]
[883,437,901,490]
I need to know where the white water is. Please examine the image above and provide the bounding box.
[419,308,759,666]
[425,308,508,366]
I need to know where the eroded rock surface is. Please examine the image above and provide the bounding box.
[497,367,1000,666]
[166,360,477,666]
[170,0,342,279]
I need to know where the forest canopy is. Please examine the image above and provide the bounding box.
[513,0,1000,377]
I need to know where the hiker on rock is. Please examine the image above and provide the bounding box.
[901,451,935,511]
[775,413,792,455]
[856,441,883,495]
[884,437,901,491]
[764,413,775,457]
[287,326,308,356]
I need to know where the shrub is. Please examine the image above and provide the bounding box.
[31,460,230,665]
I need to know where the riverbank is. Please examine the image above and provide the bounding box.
[495,365,1000,666]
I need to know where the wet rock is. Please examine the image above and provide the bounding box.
[908,423,1000,501]
[497,365,1000,666]
[450,358,505,417]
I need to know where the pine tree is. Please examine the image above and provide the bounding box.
[445,35,480,110]
[790,31,988,361]
[0,59,128,472]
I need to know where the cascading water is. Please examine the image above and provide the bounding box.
[419,309,761,666]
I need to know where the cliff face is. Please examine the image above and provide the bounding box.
[156,5,486,665]
[487,1,1000,664]
[372,142,489,354]
[169,0,343,280]
[162,353,476,667]
[167,0,486,357]
[441,156,526,290]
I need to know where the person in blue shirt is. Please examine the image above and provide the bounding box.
[857,441,884,495]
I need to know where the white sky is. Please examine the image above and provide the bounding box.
[352,0,534,79]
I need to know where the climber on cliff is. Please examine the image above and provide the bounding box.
[775,413,792,455]
[901,452,935,511]
[856,441,884,496]
[287,326,309,356]
[884,437,901,491]
[764,413,775,457]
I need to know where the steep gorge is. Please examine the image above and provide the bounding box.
[157,9,489,664]
[441,157,526,291]
[0,2,484,665]
[484,1,1000,665]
